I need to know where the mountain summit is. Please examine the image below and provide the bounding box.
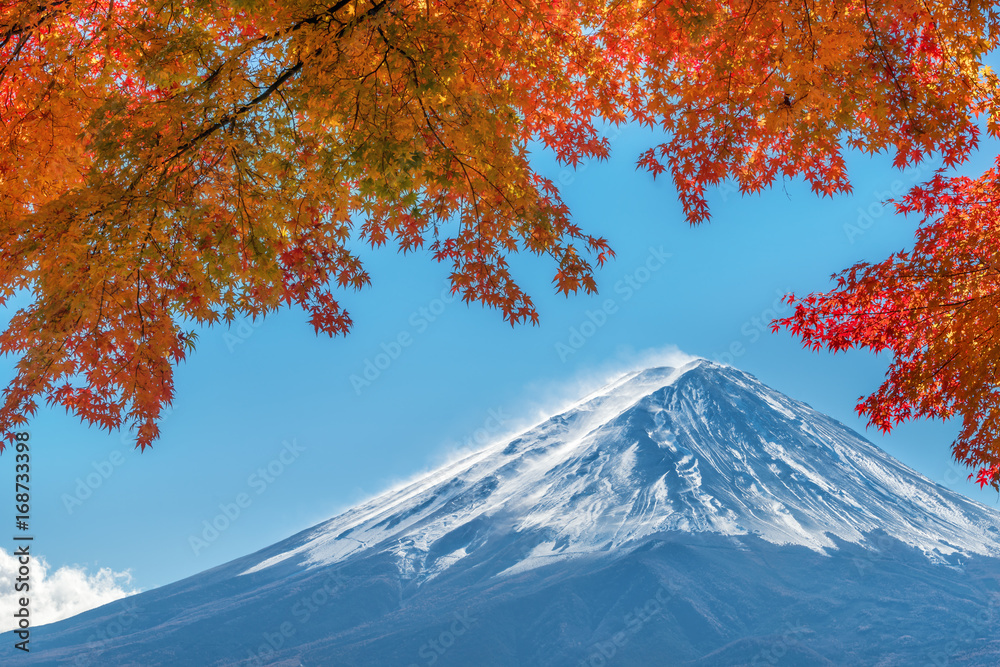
[7,360,1000,666]
[242,359,1000,581]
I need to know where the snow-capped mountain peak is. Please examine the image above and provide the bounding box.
[15,360,1000,667]
[242,359,1000,581]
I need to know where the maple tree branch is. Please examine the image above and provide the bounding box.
[862,0,914,124]
[167,0,391,162]
[920,319,999,387]
[0,0,70,44]
[0,0,75,84]
[184,0,361,97]
[170,59,305,159]
[801,0,816,61]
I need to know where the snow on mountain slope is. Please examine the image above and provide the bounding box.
[241,359,1000,583]
[9,359,1000,667]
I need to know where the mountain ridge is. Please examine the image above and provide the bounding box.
[238,359,1000,583]
[6,358,1000,666]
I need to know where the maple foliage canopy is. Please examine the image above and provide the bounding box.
[1,0,998,465]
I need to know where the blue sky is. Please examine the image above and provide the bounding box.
[3,120,999,623]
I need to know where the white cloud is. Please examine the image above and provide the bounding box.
[0,549,138,632]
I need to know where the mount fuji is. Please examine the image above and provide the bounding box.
[6,359,1000,665]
